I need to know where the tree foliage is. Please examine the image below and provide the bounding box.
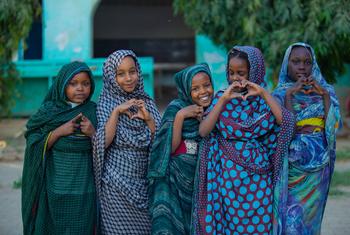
[0,0,40,115]
[173,0,350,83]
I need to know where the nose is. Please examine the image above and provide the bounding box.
[77,83,83,90]
[298,62,306,70]
[125,72,132,82]
[232,74,241,81]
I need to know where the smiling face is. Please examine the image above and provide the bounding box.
[288,46,313,82]
[65,72,91,104]
[115,56,139,93]
[228,57,249,92]
[190,72,213,107]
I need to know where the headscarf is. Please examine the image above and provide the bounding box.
[22,61,96,234]
[93,50,161,207]
[148,63,213,178]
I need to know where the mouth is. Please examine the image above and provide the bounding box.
[124,83,135,89]
[296,73,307,78]
[74,94,86,98]
[199,95,211,102]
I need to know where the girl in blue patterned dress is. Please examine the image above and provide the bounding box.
[192,46,295,235]
[273,42,341,234]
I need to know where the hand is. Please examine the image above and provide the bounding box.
[242,81,264,100]
[80,115,96,137]
[115,99,137,118]
[54,113,82,137]
[131,99,153,121]
[222,81,246,101]
[308,79,326,96]
[179,104,204,121]
[287,78,306,95]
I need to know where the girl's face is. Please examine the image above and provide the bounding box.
[228,57,249,91]
[65,72,91,104]
[288,46,312,82]
[115,56,139,93]
[190,72,213,107]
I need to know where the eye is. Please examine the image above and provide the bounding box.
[305,60,312,65]
[83,81,91,87]
[291,59,300,65]
[117,72,125,77]
[69,81,77,86]
[130,69,137,75]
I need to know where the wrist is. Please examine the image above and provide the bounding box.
[260,88,268,99]
[51,129,61,139]
[145,116,153,123]
[177,110,186,119]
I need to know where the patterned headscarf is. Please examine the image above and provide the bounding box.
[227,46,266,87]
[93,50,161,206]
[273,42,341,132]
[148,63,213,178]
[273,42,339,108]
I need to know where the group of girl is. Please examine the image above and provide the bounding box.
[21,42,341,235]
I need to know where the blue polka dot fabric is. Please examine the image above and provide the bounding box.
[191,46,296,235]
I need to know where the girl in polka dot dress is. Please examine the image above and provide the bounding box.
[192,46,295,235]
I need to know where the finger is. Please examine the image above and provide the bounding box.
[241,80,248,87]
[125,111,133,119]
[242,94,249,100]
[72,113,83,122]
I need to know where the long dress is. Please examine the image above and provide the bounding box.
[192,46,295,235]
[273,42,341,235]
[148,63,213,235]
[93,50,161,234]
[21,61,97,235]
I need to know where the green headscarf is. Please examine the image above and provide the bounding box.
[21,61,96,234]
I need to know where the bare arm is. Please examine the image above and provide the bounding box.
[172,111,185,152]
[199,96,227,137]
[172,105,203,152]
[260,89,282,125]
[104,108,120,148]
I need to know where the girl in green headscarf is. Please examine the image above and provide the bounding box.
[148,63,214,235]
[21,61,97,235]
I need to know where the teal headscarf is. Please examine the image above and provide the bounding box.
[148,63,213,178]
[22,61,96,234]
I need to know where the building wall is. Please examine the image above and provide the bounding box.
[43,0,99,60]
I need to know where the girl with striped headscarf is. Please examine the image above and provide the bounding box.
[192,46,295,234]
[273,42,341,234]
[93,50,161,234]
[148,63,214,235]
